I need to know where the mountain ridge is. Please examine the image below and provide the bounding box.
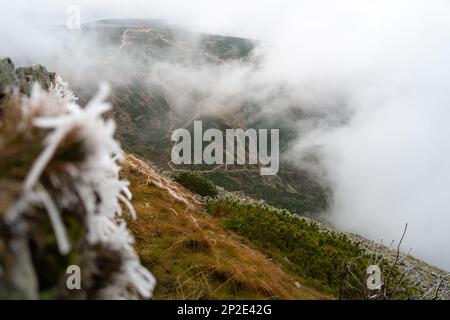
[2,21,449,299]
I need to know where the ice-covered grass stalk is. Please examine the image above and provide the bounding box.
[1,77,155,299]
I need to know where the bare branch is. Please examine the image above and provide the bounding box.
[432,274,450,300]
[384,223,408,298]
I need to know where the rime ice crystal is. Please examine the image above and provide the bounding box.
[1,76,155,299]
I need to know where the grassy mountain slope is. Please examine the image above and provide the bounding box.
[123,154,449,299]
[123,154,330,299]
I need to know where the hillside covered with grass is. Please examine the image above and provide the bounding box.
[123,155,429,300]
[123,155,330,299]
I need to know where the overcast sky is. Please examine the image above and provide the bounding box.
[2,0,450,270]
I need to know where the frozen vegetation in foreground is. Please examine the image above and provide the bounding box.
[0,58,154,299]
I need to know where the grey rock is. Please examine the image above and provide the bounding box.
[0,57,18,100]
[0,57,57,104]
[15,64,56,95]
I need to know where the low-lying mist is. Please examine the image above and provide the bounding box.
[2,0,450,269]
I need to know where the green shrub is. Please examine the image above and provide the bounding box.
[174,171,218,197]
[206,198,417,299]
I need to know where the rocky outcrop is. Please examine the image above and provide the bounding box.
[0,57,56,100]
[16,64,56,95]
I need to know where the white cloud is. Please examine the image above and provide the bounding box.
[2,0,450,269]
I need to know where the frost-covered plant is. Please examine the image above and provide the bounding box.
[0,78,155,299]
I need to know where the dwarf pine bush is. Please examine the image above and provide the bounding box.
[174,171,218,197]
[206,198,417,299]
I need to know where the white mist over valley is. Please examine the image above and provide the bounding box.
[2,0,450,270]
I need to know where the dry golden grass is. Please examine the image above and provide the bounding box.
[123,154,331,300]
